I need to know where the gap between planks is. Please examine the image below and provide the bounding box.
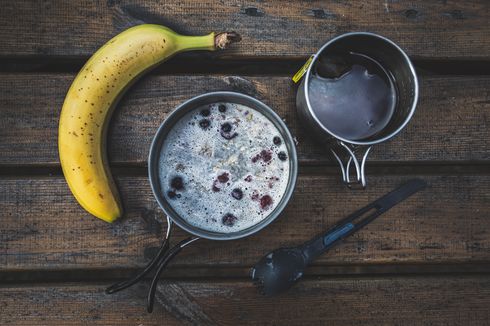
[1,162,490,178]
[2,262,490,284]
[1,57,490,76]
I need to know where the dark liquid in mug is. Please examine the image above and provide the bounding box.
[308,52,397,140]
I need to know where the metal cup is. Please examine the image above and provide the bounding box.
[296,32,418,188]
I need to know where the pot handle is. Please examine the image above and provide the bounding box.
[105,215,175,295]
[105,215,200,314]
[147,236,199,312]
[330,141,372,188]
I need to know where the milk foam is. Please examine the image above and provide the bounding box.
[158,103,290,233]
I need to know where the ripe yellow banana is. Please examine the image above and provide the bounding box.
[59,24,240,222]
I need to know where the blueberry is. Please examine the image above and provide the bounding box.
[221,122,232,133]
[273,136,282,145]
[252,149,272,163]
[167,190,177,199]
[217,172,229,183]
[212,180,220,192]
[218,104,227,112]
[260,195,273,210]
[221,131,238,140]
[170,176,184,190]
[278,151,287,161]
[199,119,210,129]
[200,108,210,117]
[222,213,237,226]
[261,149,272,162]
[231,188,243,200]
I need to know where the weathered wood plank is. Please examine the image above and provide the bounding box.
[1,277,490,325]
[1,1,489,59]
[1,74,489,166]
[1,174,489,272]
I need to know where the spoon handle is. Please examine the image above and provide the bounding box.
[301,179,427,263]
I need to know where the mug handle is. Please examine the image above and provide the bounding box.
[330,141,372,188]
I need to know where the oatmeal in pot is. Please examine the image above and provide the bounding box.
[159,102,290,233]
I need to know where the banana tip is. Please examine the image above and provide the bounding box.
[215,32,241,50]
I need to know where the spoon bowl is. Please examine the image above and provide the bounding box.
[251,247,307,296]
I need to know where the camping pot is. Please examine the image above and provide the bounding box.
[148,91,297,240]
[106,91,298,312]
[296,32,418,188]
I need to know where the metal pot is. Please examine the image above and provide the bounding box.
[106,91,298,312]
[149,91,298,240]
[296,32,418,188]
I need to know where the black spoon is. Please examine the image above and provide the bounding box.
[251,179,427,296]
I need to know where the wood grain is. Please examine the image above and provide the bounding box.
[1,174,489,273]
[1,74,489,166]
[1,1,489,323]
[1,277,490,325]
[1,1,489,60]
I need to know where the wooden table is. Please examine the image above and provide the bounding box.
[1,1,490,325]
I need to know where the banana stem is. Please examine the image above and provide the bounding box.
[215,32,241,50]
[175,32,241,52]
[175,33,216,52]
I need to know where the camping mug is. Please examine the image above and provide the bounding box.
[296,32,418,188]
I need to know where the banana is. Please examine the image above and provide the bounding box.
[59,24,240,222]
